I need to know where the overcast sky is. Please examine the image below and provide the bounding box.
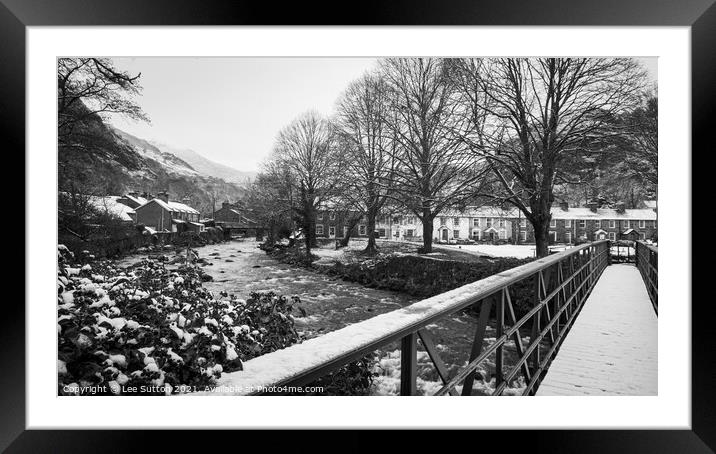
[108,57,657,173]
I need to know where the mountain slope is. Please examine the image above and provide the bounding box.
[149,141,256,185]
[58,106,247,217]
[113,129,199,177]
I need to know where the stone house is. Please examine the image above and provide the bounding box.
[134,191,203,233]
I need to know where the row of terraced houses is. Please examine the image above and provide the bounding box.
[314,201,657,245]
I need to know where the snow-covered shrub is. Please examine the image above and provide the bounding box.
[303,354,378,396]
[57,245,300,395]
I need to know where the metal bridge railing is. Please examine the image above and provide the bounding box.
[635,241,658,315]
[212,240,610,396]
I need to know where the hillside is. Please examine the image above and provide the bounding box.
[149,141,257,185]
[58,104,247,217]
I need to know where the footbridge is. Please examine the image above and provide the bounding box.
[204,240,658,396]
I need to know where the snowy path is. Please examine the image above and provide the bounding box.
[537,264,657,396]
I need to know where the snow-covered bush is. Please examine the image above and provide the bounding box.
[57,245,300,395]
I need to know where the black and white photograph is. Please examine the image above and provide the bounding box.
[56,56,659,398]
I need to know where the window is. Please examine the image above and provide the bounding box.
[520,218,527,228]
[317,213,323,220]
[440,217,446,226]
[566,232,572,244]
[453,230,460,239]
[378,228,386,238]
[609,232,616,241]
[639,220,646,229]
[520,231,527,242]
[550,218,557,228]
[499,219,506,228]
[609,220,616,229]
[316,225,324,235]
[486,218,493,228]
[500,229,507,240]
[565,219,571,228]
[594,219,600,228]
[453,217,460,226]
[406,229,414,237]
[328,226,336,237]
[579,220,586,228]
[473,230,480,239]
[359,225,367,235]
[623,220,630,229]
[473,218,480,227]
[329,212,336,220]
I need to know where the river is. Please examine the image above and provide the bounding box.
[120,239,525,395]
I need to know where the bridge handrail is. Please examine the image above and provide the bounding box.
[204,240,610,396]
[635,241,658,315]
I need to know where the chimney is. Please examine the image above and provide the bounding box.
[615,202,626,214]
[157,191,169,204]
[559,201,569,211]
[587,200,598,213]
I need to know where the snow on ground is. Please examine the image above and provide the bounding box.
[537,264,657,396]
[436,244,536,258]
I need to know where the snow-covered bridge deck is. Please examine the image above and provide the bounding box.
[536,264,658,396]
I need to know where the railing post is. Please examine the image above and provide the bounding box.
[496,291,505,387]
[400,332,417,396]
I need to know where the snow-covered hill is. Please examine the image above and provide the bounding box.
[113,129,198,177]
[149,141,256,185]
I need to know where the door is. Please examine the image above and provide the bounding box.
[441,229,448,241]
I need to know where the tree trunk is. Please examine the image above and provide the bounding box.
[421,214,434,254]
[364,210,378,255]
[533,218,550,258]
[302,204,313,256]
[339,214,362,247]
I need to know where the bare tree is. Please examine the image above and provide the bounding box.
[380,58,489,253]
[335,72,396,254]
[270,111,343,256]
[616,94,658,190]
[452,58,647,257]
[245,164,295,246]
[58,58,149,144]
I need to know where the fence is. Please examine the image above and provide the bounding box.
[215,240,610,396]
[610,241,636,263]
[635,241,658,315]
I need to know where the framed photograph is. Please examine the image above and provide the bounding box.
[7,0,711,450]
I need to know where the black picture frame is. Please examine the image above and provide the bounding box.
[5,0,711,451]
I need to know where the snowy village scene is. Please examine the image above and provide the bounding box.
[57,57,658,397]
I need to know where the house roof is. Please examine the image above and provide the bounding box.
[623,228,636,234]
[123,194,148,206]
[87,196,135,222]
[550,207,657,221]
[137,198,200,215]
[440,205,657,221]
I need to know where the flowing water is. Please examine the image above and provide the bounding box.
[119,240,528,395]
